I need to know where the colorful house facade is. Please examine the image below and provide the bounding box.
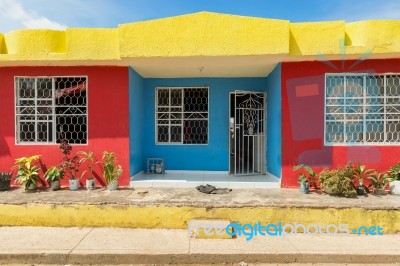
[1,12,400,188]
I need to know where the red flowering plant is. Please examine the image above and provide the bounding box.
[59,138,80,180]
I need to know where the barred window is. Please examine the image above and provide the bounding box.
[15,76,87,144]
[325,74,400,145]
[156,87,208,144]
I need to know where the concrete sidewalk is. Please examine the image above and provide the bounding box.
[1,187,400,209]
[0,226,399,265]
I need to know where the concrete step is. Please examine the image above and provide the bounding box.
[0,227,399,265]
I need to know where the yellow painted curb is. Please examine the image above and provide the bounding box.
[0,204,399,234]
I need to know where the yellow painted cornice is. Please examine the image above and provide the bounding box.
[345,20,400,54]
[0,12,399,64]
[289,21,345,56]
[119,12,289,57]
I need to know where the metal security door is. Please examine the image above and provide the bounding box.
[229,91,266,175]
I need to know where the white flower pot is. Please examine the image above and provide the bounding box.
[86,178,95,190]
[69,179,79,191]
[107,180,118,191]
[389,181,400,195]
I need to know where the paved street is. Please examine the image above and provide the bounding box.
[0,263,399,266]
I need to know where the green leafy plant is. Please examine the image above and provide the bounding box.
[353,163,375,187]
[77,151,95,179]
[298,173,308,184]
[369,172,390,189]
[388,162,400,181]
[44,166,65,182]
[13,155,41,191]
[293,164,317,187]
[318,163,356,197]
[98,151,122,184]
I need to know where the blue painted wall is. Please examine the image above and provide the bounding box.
[142,78,267,171]
[266,64,282,178]
[129,67,144,176]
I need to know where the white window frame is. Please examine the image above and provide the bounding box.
[324,73,400,146]
[155,86,209,145]
[14,76,89,145]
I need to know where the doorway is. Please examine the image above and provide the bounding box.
[229,91,266,175]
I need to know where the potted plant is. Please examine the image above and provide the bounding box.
[44,166,64,191]
[293,164,317,193]
[13,155,41,191]
[388,162,400,195]
[78,151,96,190]
[297,173,309,194]
[369,172,390,195]
[319,163,356,197]
[0,172,12,191]
[99,151,122,191]
[353,163,375,195]
[59,139,80,191]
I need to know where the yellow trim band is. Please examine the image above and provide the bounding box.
[0,204,399,234]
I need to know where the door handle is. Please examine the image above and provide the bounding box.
[230,128,235,155]
[229,118,235,139]
[230,117,235,155]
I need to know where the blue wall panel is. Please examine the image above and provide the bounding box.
[266,64,282,178]
[129,67,145,176]
[142,78,267,171]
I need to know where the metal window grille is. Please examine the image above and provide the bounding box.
[156,87,208,144]
[15,76,88,144]
[325,73,400,145]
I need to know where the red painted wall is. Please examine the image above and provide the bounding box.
[0,66,130,187]
[282,59,400,188]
